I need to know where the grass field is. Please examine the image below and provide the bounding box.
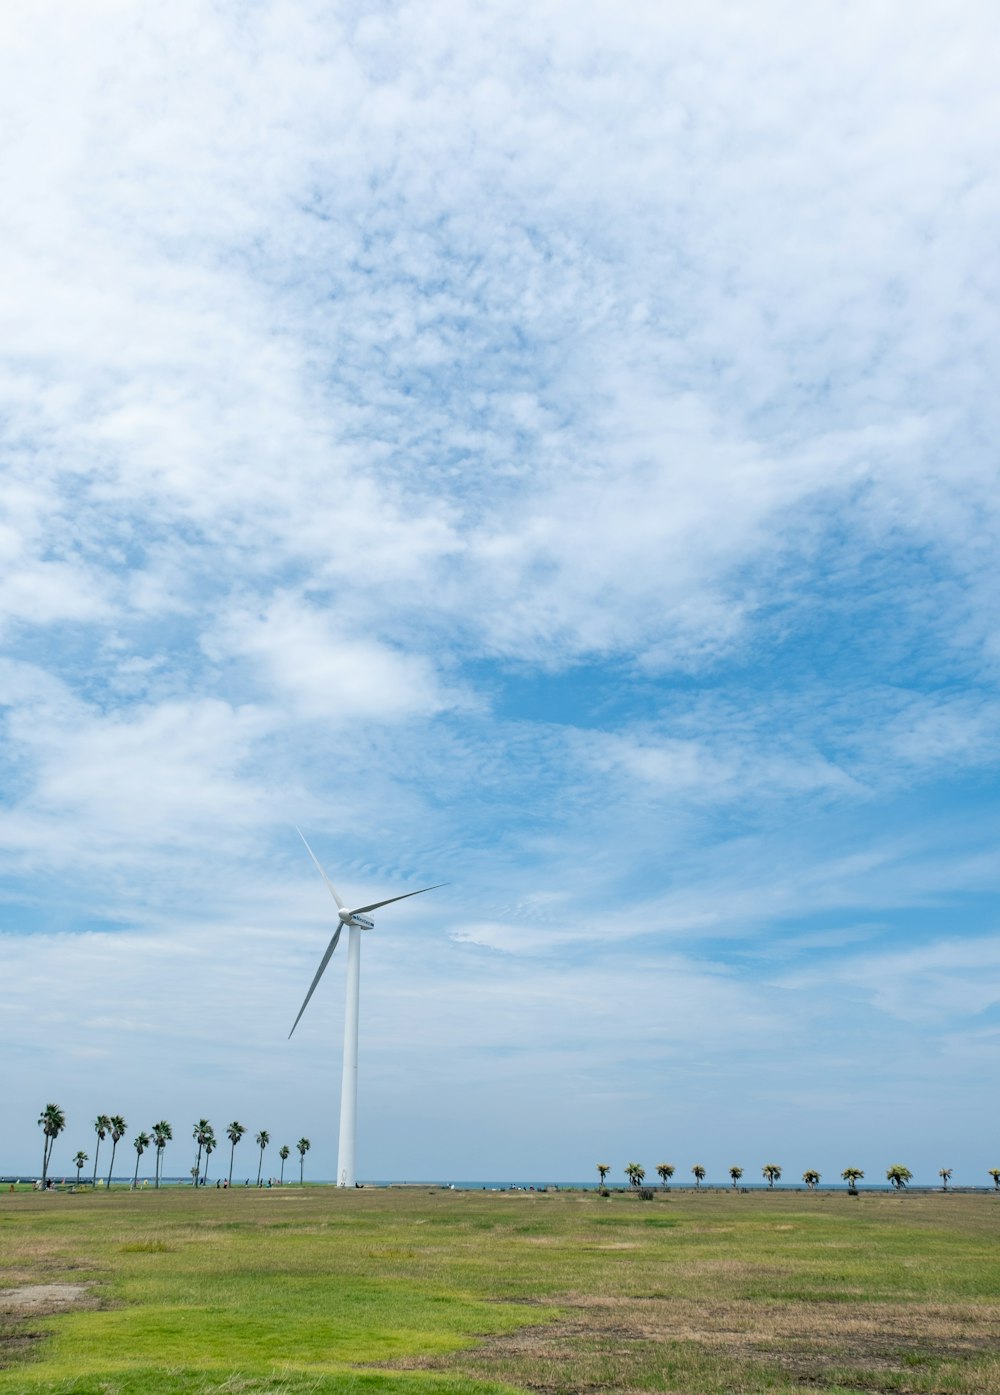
[1,1185,998,1395]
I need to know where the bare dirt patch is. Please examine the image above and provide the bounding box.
[0,1284,93,1314]
[0,1285,99,1373]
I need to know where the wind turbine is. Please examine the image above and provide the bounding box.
[289,830,444,1188]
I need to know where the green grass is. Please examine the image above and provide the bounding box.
[2,1187,999,1393]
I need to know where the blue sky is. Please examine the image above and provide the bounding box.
[2,0,999,1186]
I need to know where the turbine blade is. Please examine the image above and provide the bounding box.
[287,925,343,1039]
[296,827,344,909]
[350,884,448,917]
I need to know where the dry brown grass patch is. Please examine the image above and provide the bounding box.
[567,1294,1000,1361]
[405,1292,1000,1393]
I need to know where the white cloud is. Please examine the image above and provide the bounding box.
[207,594,461,721]
[776,934,1000,1026]
[577,726,859,804]
[0,677,274,873]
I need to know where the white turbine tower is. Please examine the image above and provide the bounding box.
[288,830,444,1187]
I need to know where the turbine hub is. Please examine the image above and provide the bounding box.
[338,907,353,924]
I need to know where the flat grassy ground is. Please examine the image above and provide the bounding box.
[1,1186,998,1395]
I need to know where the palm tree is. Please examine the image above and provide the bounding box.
[989,1169,1000,1191]
[841,1167,864,1193]
[255,1130,270,1186]
[106,1115,127,1190]
[226,1122,246,1186]
[656,1164,675,1189]
[729,1166,743,1189]
[92,1115,111,1188]
[38,1103,66,1184]
[762,1164,781,1188]
[132,1132,151,1189]
[279,1145,290,1185]
[202,1127,217,1185]
[802,1170,821,1189]
[73,1150,88,1185]
[624,1162,645,1188]
[886,1164,912,1190]
[192,1119,211,1185]
[939,1168,952,1192]
[691,1165,706,1187]
[596,1164,611,1188]
[151,1121,172,1189]
[297,1137,310,1184]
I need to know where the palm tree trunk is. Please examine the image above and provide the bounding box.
[280,1158,285,1185]
[92,1142,101,1188]
[194,1143,202,1185]
[229,1145,236,1187]
[257,1150,263,1186]
[107,1143,117,1190]
[41,1134,50,1184]
[133,1151,141,1189]
[300,1156,304,1185]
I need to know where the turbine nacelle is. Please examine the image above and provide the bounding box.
[338,907,374,930]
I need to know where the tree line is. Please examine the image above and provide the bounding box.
[35,1104,311,1189]
[600,1163,1000,1192]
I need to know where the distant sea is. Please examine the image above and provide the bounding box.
[5,1175,987,1194]
[156,1178,985,1193]
[362,1180,977,1193]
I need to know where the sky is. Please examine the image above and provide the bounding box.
[2,0,999,1187]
